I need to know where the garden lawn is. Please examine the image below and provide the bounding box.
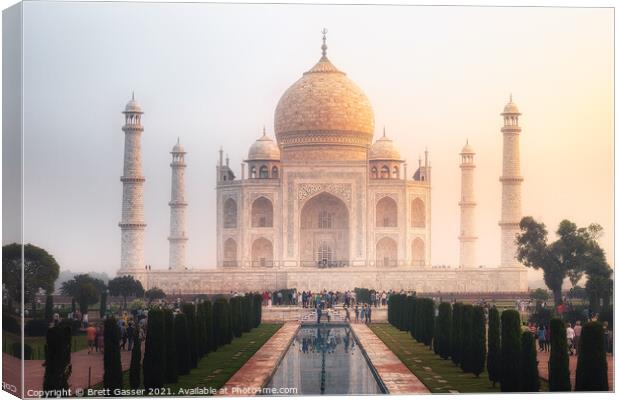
[370,324,548,393]
[2,331,88,359]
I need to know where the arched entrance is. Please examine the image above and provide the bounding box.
[300,192,349,268]
[223,238,238,267]
[376,237,397,267]
[251,238,273,267]
[412,238,425,266]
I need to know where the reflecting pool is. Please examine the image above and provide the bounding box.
[266,325,385,395]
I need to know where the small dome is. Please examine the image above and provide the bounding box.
[248,130,280,161]
[172,138,185,153]
[501,95,520,115]
[460,140,474,154]
[124,93,143,113]
[369,130,401,160]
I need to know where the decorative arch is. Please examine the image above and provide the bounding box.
[371,167,378,179]
[251,196,273,228]
[271,166,279,179]
[376,196,397,228]
[410,198,425,228]
[251,238,273,267]
[259,165,269,179]
[393,166,399,179]
[380,165,390,179]
[250,166,257,179]
[376,237,397,267]
[223,198,237,229]
[412,237,425,266]
[223,238,238,267]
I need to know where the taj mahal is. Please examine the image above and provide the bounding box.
[117,32,528,294]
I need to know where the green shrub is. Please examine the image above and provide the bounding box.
[575,321,608,391]
[43,325,71,392]
[163,309,178,383]
[451,303,463,366]
[519,331,540,392]
[436,302,452,359]
[25,319,49,336]
[3,314,20,334]
[424,299,435,348]
[460,304,474,373]
[143,309,166,390]
[204,300,214,353]
[103,317,123,391]
[11,343,33,360]
[175,312,190,375]
[230,297,242,338]
[471,306,486,377]
[213,299,232,347]
[129,326,141,389]
[410,296,418,340]
[182,303,197,368]
[548,318,570,391]
[100,292,107,319]
[196,303,206,358]
[45,295,54,322]
[500,309,521,392]
[487,307,501,387]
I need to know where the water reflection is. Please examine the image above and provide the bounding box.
[266,326,383,395]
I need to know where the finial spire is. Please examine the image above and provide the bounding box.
[321,28,328,58]
[262,125,266,137]
[177,137,180,144]
[383,126,386,137]
[509,93,513,102]
[132,91,135,101]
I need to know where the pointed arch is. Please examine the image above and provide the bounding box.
[376,196,397,227]
[410,198,425,228]
[223,198,237,229]
[251,196,273,227]
[251,238,273,267]
[376,237,397,267]
[412,237,425,266]
[223,238,238,267]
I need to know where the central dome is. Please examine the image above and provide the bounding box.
[274,50,375,155]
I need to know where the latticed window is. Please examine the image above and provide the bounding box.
[259,165,269,178]
[318,210,332,229]
[317,242,332,264]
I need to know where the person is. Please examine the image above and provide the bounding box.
[82,312,89,329]
[573,320,582,354]
[360,305,366,323]
[95,325,102,352]
[120,321,127,350]
[126,321,135,351]
[277,291,283,306]
[566,323,575,355]
[544,325,550,352]
[355,305,359,323]
[344,306,351,323]
[367,304,372,324]
[537,325,546,351]
[86,323,97,354]
[52,313,60,327]
[326,308,331,323]
[316,305,322,324]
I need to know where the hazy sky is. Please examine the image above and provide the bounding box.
[16,3,613,282]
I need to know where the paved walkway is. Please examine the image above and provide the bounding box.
[350,323,429,394]
[536,350,614,390]
[220,322,298,396]
[4,345,136,397]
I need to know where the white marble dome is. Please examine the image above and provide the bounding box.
[248,131,280,161]
[369,131,401,160]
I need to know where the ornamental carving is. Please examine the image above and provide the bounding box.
[298,183,352,204]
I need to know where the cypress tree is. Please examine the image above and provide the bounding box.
[43,325,72,392]
[163,309,178,383]
[143,308,166,390]
[436,302,452,360]
[500,309,521,392]
[100,291,107,319]
[224,299,233,344]
[487,307,501,387]
[45,294,54,322]
[204,300,214,353]
[254,293,262,327]
[242,295,251,333]
[129,326,142,389]
[410,297,418,340]
[103,317,123,391]
[460,304,474,373]
[182,303,197,368]
[519,331,540,392]
[471,306,486,377]
[231,297,242,338]
[451,303,463,366]
[175,312,190,375]
[195,303,205,358]
[425,299,435,348]
[575,321,608,391]
[548,318,570,391]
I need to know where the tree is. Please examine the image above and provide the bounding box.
[575,322,608,391]
[100,291,107,319]
[451,303,463,366]
[143,309,166,390]
[108,275,144,309]
[175,312,191,375]
[196,302,207,358]
[129,326,142,389]
[471,306,486,377]
[103,317,123,391]
[517,217,610,306]
[182,303,197,368]
[530,288,549,303]
[204,300,215,353]
[500,310,521,392]
[60,274,105,315]
[163,309,178,383]
[460,304,474,373]
[145,287,166,303]
[487,307,501,387]
[568,285,587,300]
[548,318,570,391]
[3,243,60,315]
[423,299,435,348]
[519,332,540,392]
[45,294,54,322]
[43,325,72,392]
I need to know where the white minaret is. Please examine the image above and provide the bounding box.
[499,95,523,268]
[168,138,188,270]
[119,93,146,273]
[459,140,477,269]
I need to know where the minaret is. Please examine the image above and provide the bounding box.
[169,138,188,270]
[119,93,146,273]
[499,95,523,268]
[459,140,477,269]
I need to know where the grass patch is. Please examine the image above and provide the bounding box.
[88,323,282,395]
[2,331,88,359]
[370,324,548,393]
